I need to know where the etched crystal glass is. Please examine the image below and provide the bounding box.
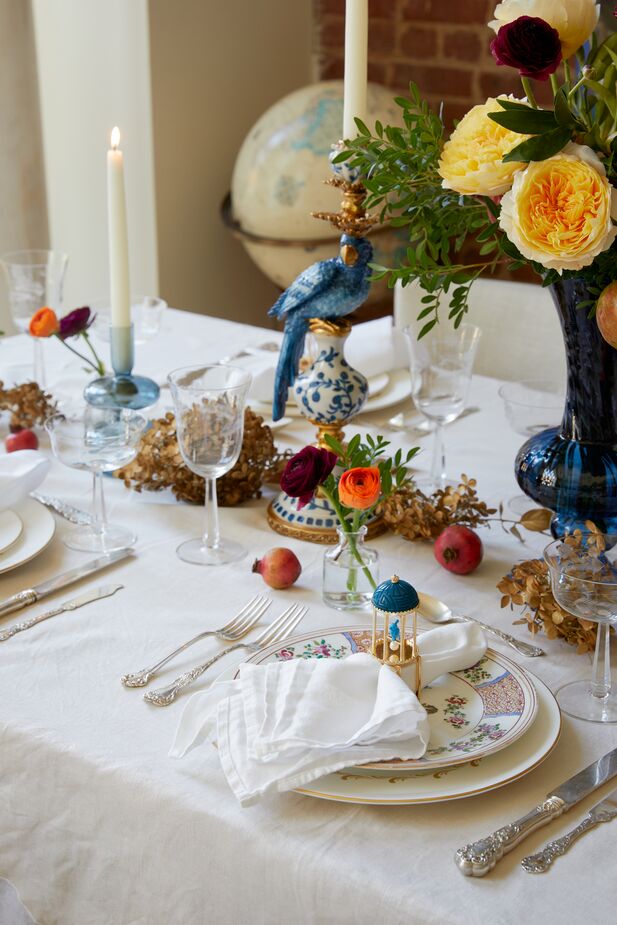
[46,407,146,552]
[404,323,480,491]
[1,250,68,386]
[545,534,617,723]
[168,365,251,566]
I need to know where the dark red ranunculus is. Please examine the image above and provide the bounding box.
[280,445,338,509]
[491,16,562,81]
[58,306,93,340]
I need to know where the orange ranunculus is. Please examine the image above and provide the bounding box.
[29,306,59,337]
[338,466,381,511]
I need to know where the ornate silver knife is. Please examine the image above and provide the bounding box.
[0,548,133,619]
[455,746,617,876]
[31,492,92,525]
[0,584,123,641]
[521,786,617,873]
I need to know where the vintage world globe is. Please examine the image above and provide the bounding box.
[228,81,405,305]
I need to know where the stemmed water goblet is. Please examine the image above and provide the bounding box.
[90,296,167,346]
[168,365,252,565]
[404,323,481,491]
[45,407,146,553]
[499,379,564,514]
[1,250,69,386]
[544,533,617,723]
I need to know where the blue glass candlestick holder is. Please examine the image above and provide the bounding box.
[83,323,160,410]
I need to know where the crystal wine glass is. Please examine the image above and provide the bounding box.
[499,379,564,514]
[91,296,167,346]
[544,533,617,723]
[404,323,481,491]
[1,249,69,386]
[168,365,252,565]
[45,408,146,553]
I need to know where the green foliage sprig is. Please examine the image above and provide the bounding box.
[322,432,418,521]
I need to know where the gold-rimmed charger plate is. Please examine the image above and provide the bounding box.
[0,499,55,574]
[238,627,538,772]
[229,626,560,805]
[294,674,560,804]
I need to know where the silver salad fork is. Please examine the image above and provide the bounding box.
[121,594,272,688]
[144,602,308,706]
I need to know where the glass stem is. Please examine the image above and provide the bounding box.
[33,338,45,388]
[431,421,446,487]
[202,477,220,550]
[91,470,107,538]
[590,622,611,700]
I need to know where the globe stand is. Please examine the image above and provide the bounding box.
[267,143,386,544]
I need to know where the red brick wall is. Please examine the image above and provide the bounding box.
[314,0,549,129]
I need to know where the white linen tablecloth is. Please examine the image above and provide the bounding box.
[1,310,616,925]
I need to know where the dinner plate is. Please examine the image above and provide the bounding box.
[0,499,55,574]
[0,510,23,554]
[252,368,411,418]
[236,627,538,772]
[295,674,560,805]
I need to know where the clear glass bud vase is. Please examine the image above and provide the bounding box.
[322,526,379,612]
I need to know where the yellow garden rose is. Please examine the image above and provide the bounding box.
[489,0,599,60]
[438,98,529,197]
[499,144,617,273]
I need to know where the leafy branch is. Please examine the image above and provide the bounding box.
[335,84,515,334]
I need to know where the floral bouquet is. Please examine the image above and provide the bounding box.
[280,434,418,602]
[29,306,105,376]
[337,0,617,335]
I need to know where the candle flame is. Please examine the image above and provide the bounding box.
[111,127,121,150]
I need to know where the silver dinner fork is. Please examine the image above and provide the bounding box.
[144,602,307,706]
[121,594,272,688]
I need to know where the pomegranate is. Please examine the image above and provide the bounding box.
[596,281,617,349]
[5,428,39,453]
[252,547,302,589]
[434,525,483,575]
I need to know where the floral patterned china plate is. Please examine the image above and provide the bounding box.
[295,674,559,805]
[236,627,538,772]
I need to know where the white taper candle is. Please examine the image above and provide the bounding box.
[107,127,131,328]
[343,0,368,140]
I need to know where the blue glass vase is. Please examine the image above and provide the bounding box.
[515,278,617,536]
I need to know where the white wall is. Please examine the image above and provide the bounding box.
[148,0,313,325]
[0,0,48,334]
[31,0,158,312]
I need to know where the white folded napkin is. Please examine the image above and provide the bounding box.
[345,316,409,379]
[171,623,486,806]
[0,450,50,512]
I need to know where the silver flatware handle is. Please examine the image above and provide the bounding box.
[121,629,218,687]
[457,614,545,658]
[144,642,250,706]
[521,810,614,873]
[32,492,92,525]
[0,589,38,619]
[455,795,566,876]
[0,604,66,641]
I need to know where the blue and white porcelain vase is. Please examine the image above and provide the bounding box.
[293,317,368,436]
[267,316,380,544]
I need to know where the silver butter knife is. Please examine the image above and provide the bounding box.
[32,492,92,525]
[455,745,617,876]
[521,786,617,873]
[0,548,133,619]
[0,584,123,641]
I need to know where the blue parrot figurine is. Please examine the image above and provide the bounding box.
[268,233,373,421]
